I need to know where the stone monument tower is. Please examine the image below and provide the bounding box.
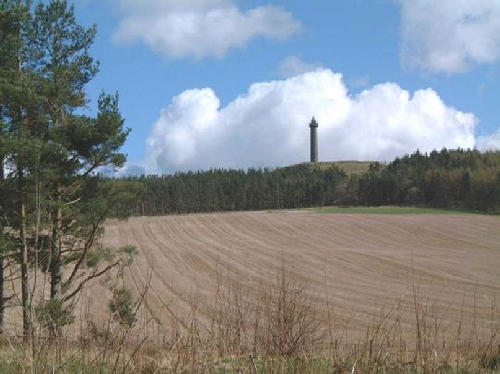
[309,117,318,162]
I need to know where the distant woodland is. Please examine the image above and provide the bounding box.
[116,149,500,216]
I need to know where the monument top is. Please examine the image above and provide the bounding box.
[309,117,318,128]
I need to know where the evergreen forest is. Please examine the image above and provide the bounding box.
[115,149,500,216]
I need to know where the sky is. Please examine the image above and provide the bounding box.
[72,0,500,175]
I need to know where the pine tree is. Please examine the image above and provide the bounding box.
[0,0,133,337]
[25,1,131,334]
[0,0,39,338]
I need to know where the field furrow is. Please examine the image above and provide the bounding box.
[103,211,500,339]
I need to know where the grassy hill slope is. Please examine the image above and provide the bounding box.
[288,160,375,175]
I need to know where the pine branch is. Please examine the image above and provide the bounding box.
[63,260,120,303]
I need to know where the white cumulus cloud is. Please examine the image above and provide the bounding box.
[144,69,479,174]
[399,0,500,73]
[113,0,301,59]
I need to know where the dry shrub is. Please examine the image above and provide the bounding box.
[206,264,324,359]
[260,267,324,357]
[1,262,499,373]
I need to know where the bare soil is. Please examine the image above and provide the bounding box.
[100,211,499,340]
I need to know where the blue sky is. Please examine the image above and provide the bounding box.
[72,0,500,174]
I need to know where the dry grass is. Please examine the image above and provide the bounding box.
[0,265,498,373]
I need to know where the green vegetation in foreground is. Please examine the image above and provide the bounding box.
[304,206,487,215]
[291,160,375,175]
[0,353,491,374]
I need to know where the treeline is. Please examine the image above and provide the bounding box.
[119,166,348,215]
[357,149,500,211]
[116,149,500,216]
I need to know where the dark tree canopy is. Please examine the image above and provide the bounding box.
[110,149,500,217]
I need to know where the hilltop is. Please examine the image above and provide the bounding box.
[287,160,375,175]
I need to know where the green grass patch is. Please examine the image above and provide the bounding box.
[212,357,486,374]
[304,206,488,215]
[289,160,375,175]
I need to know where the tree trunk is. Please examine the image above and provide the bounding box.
[18,166,31,340]
[0,252,3,335]
[0,153,4,334]
[50,190,62,300]
[15,1,30,340]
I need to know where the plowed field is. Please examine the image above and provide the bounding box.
[101,211,500,339]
